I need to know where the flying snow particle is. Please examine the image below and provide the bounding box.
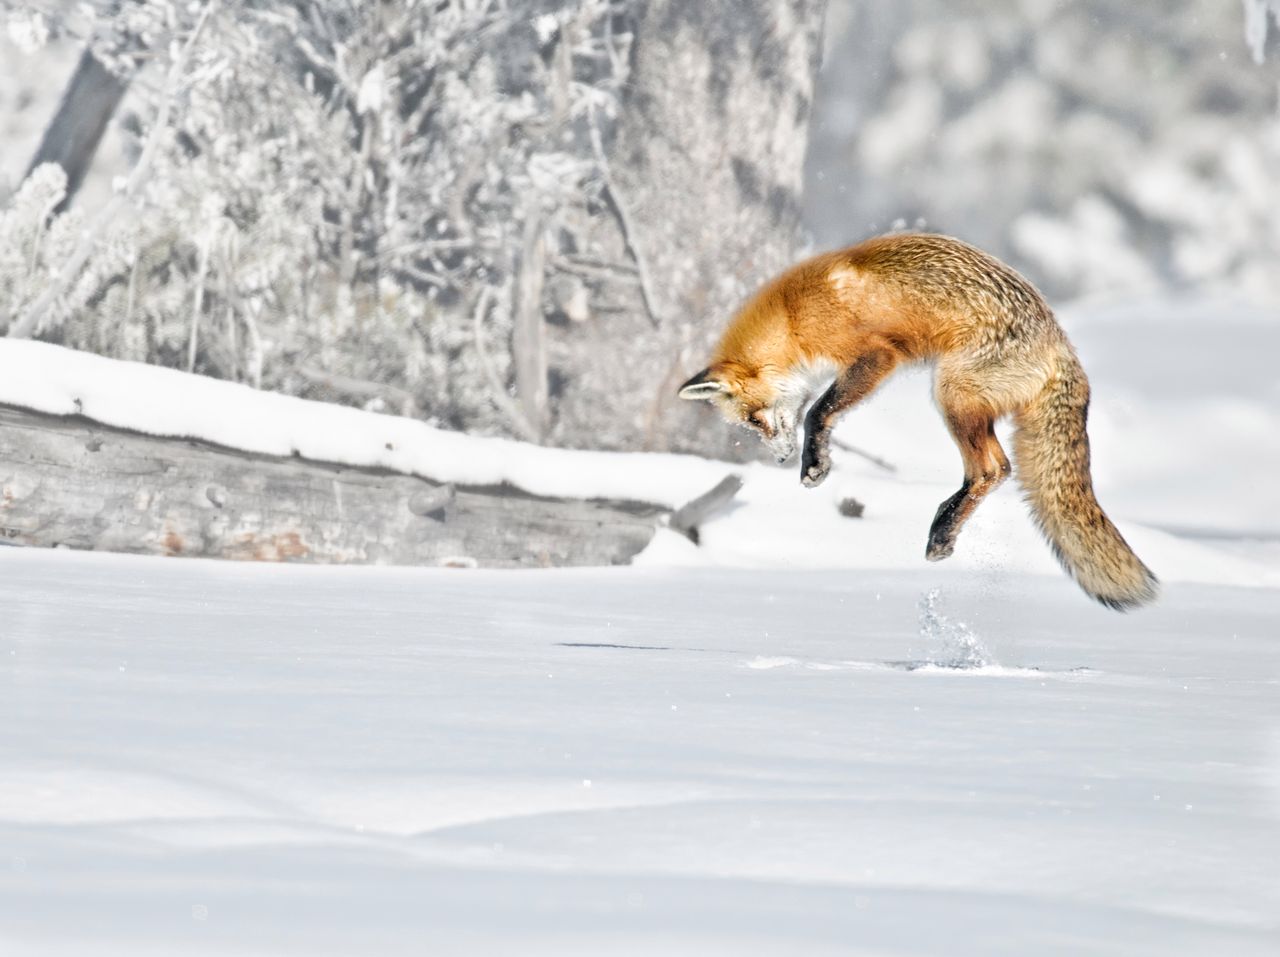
[917,589,993,669]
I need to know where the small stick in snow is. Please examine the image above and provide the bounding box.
[669,474,743,545]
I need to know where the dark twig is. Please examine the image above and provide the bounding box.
[831,437,897,473]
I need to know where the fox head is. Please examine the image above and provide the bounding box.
[678,364,800,463]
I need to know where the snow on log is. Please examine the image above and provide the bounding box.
[0,404,666,568]
[0,341,731,509]
[0,342,747,567]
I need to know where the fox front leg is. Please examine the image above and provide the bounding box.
[800,349,897,488]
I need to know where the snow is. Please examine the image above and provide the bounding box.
[1,549,1278,955]
[355,61,386,116]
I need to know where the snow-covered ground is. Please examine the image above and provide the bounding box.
[1,551,1278,955]
[1,294,1278,953]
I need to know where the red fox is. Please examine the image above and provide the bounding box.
[678,233,1158,610]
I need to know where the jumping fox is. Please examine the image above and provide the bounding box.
[678,232,1158,610]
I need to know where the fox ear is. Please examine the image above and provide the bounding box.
[678,368,727,400]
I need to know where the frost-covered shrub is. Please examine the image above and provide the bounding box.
[2,0,639,442]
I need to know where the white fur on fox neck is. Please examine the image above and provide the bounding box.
[759,358,839,462]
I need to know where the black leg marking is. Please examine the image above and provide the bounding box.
[926,481,971,561]
[800,411,833,487]
[799,349,896,489]
[923,405,1012,562]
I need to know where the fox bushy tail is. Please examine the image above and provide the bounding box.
[1012,354,1158,610]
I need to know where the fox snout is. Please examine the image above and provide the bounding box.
[753,409,797,463]
[765,430,797,464]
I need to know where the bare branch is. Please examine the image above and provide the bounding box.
[393,263,452,290]
[550,255,639,284]
[471,287,541,444]
[587,103,661,329]
[186,232,212,372]
[295,365,418,416]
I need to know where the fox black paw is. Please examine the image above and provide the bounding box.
[925,535,955,562]
[800,448,830,488]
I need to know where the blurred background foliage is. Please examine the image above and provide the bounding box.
[807,0,1280,302]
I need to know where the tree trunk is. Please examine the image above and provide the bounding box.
[512,214,549,440]
[607,0,827,456]
[24,48,129,210]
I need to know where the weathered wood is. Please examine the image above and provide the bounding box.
[512,212,550,439]
[0,405,663,568]
[669,474,743,544]
[24,47,129,211]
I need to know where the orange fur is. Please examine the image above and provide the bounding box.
[680,233,1158,610]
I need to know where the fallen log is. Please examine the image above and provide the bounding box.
[0,404,675,568]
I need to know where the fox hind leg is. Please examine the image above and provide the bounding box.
[926,408,1011,561]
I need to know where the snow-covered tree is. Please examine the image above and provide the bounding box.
[1,0,828,456]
